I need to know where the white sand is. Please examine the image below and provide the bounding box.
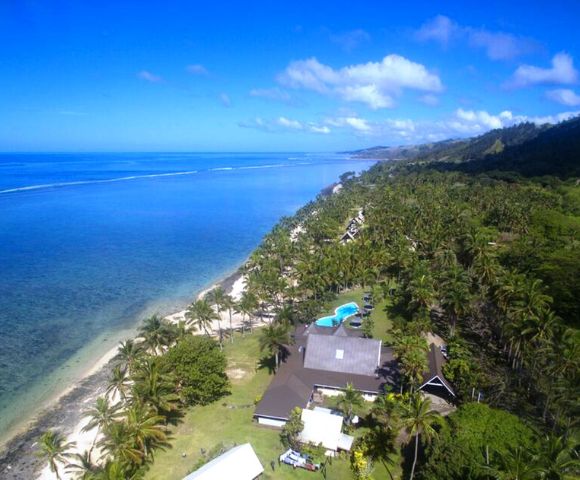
[36,274,250,479]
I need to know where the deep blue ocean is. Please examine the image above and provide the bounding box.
[0,152,374,437]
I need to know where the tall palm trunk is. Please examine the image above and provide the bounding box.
[410,433,419,480]
[228,308,234,343]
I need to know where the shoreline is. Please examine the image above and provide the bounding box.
[0,266,245,480]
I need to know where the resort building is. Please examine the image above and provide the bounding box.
[182,443,264,480]
[254,322,454,427]
[254,323,397,427]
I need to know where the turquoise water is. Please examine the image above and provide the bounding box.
[315,302,359,327]
[0,153,375,438]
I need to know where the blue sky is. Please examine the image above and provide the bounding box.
[1,0,579,152]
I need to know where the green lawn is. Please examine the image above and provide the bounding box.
[145,334,354,479]
[323,287,394,344]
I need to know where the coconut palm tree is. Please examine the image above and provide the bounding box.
[130,358,180,418]
[123,403,170,460]
[221,294,236,343]
[185,299,218,336]
[206,287,227,347]
[106,365,130,401]
[536,434,580,480]
[82,396,121,454]
[138,314,173,354]
[336,383,364,425]
[36,430,76,480]
[116,340,143,374]
[485,445,542,480]
[65,450,98,479]
[236,291,258,334]
[441,265,471,337]
[98,422,143,469]
[400,395,439,480]
[258,322,291,371]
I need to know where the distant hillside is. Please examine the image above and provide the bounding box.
[458,116,580,178]
[353,117,580,178]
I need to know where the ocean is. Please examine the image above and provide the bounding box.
[0,152,374,441]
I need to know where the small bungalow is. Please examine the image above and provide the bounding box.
[183,443,264,480]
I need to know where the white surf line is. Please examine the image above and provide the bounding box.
[0,170,199,194]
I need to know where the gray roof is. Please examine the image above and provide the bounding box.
[420,344,455,396]
[304,334,382,376]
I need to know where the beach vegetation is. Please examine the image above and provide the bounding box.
[161,335,229,406]
[36,430,76,480]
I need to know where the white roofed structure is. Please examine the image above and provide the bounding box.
[299,408,354,452]
[183,443,264,480]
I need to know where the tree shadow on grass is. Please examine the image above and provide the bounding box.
[257,355,276,374]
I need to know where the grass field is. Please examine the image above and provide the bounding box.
[146,288,399,480]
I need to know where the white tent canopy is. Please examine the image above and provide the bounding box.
[183,443,264,480]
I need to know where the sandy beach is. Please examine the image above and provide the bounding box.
[0,268,248,480]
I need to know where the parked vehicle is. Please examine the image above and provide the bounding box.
[279,449,320,471]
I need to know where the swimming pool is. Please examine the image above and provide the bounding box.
[316,302,359,327]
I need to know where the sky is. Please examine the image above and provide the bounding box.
[1,0,579,152]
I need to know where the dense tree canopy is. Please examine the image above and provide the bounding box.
[162,335,229,406]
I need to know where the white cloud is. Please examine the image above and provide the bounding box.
[330,109,579,142]
[186,64,208,75]
[325,116,372,132]
[277,55,442,110]
[238,117,331,134]
[415,15,457,47]
[239,108,579,142]
[546,88,580,106]
[416,15,538,61]
[329,29,371,52]
[249,87,292,104]
[220,93,231,107]
[137,70,162,83]
[507,52,578,88]
[277,116,302,129]
[309,125,331,134]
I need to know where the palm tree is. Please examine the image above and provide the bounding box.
[116,340,143,374]
[220,294,236,343]
[65,450,98,479]
[485,445,542,480]
[36,430,76,480]
[336,383,364,425]
[106,365,130,401]
[258,322,291,371]
[536,434,580,480]
[206,287,227,347]
[441,266,471,337]
[131,358,180,417]
[82,396,121,454]
[236,291,258,334]
[124,403,170,460]
[185,299,218,336]
[400,395,439,480]
[98,422,143,469]
[138,314,173,354]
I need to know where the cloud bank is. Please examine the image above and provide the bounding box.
[277,55,443,109]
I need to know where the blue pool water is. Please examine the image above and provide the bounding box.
[316,302,360,327]
[0,152,375,438]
